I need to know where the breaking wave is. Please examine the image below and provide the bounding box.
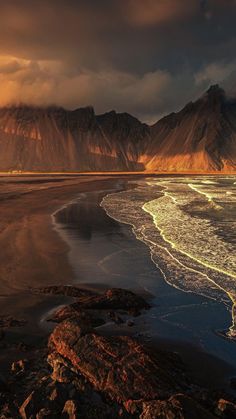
[101,176,236,338]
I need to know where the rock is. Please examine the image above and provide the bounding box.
[140,394,216,419]
[48,305,105,328]
[11,359,29,375]
[47,352,75,383]
[33,286,96,299]
[0,316,27,328]
[36,408,55,418]
[108,311,124,325]
[36,286,150,314]
[19,391,40,419]
[19,381,70,419]
[48,305,79,323]
[62,400,79,418]
[48,319,91,351]
[47,351,123,418]
[0,396,18,419]
[5,284,233,419]
[80,288,150,313]
[49,387,61,402]
[44,287,150,335]
[48,319,185,406]
[216,398,236,418]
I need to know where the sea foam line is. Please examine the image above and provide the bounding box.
[101,177,236,338]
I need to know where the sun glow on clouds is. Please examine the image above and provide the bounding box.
[0,54,171,120]
[195,61,236,85]
[0,56,60,106]
[1,52,236,123]
[125,0,197,26]
[0,1,235,121]
[0,0,236,123]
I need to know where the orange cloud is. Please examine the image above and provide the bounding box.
[124,0,197,26]
[0,55,172,121]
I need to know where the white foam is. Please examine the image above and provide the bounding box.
[101,176,236,337]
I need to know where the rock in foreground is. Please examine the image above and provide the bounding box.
[36,286,150,314]
[48,319,185,405]
[1,287,236,418]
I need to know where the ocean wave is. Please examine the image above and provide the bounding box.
[101,176,236,337]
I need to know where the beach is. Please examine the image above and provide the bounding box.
[0,173,235,397]
[0,175,117,370]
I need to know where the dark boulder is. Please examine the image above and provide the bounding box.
[79,288,150,313]
[36,286,150,314]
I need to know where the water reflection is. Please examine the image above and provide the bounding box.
[53,181,236,368]
[55,191,121,241]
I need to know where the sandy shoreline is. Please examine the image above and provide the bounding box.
[0,174,235,393]
[1,170,236,176]
[0,175,114,294]
[0,176,120,370]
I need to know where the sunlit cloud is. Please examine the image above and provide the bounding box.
[0,55,172,120]
[195,61,236,85]
[123,0,197,26]
[0,1,234,120]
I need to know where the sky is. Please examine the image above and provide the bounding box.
[0,0,236,123]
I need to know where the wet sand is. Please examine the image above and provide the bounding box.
[0,175,121,371]
[0,174,235,392]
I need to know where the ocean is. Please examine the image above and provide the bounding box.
[101,176,236,336]
[54,175,236,368]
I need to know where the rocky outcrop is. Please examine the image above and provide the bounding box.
[48,319,185,404]
[0,85,235,172]
[0,316,26,328]
[1,287,236,418]
[36,286,150,321]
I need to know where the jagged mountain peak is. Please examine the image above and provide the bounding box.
[0,85,235,172]
[206,84,225,97]
[97,109,147,127]
[200,84,226,111]
[146,85,236,172]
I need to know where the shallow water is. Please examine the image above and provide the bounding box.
[101,176,236,337]
[54,176,236,368]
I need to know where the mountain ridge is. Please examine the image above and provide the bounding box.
[0,85,235,172]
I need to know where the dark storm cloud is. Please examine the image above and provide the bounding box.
[0,0,235,122]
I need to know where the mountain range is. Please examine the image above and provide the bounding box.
[0,84,235,172]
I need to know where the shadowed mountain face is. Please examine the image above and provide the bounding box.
[0,85,235,172]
